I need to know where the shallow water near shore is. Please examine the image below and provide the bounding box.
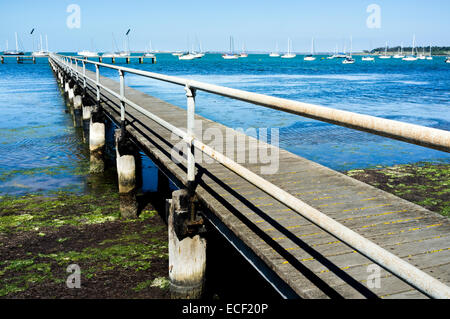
[0,54,449,195]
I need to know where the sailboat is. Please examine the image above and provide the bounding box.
[78,39,98,57]
[32,34,49,57]
[393,43,405,59]
[3,32,24,55]
[426,45,433,60]
[304,37,316,61]
[362,42,374,61]
[418,47,426,60]
[144,40,155,58]
[403,35,418,61]
[379,42,391,59]
[342,36,355,64]
[327,45,338,59]
[239,42,248,58]
[179,36,197,60]
[445,57,450,64]
[281,38,296,59]
[222,36,239,59]
[362,55,374,61]
[269,42,280,57]
[193,40,205,58]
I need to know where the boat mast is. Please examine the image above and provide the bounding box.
[46,35,48,52]
[15,32,19,52]
[40,34,43,52]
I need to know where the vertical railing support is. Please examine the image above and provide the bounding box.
[82,60,86,95]
[185,85,196,186]
[75,59,79,81]
[119,69,126,138]
[95,64,100,104]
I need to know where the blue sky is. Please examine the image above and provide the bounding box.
[0,0,449,52]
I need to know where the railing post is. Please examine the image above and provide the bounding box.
[95,64,100,104]
[82,60,86,93]
[185,85,196,185]
[119,69,126,137]
[75,59,79,81]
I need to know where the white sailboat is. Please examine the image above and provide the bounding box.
[426,45,433,60]
[78,39,98,57]
[144,41,155,58]
[445,57,450,64]
[269,42,280,57]
[304,37,316,61]
[222,36,239,59]
[362,55,374,61]
[418,47,426,60]
[379,42,391,59]
[32,34,48,57]
[403,34,418,61]
[327,45,338,59]
[281,38,296,59]
[393,43,405,59]
[342,36,355,64]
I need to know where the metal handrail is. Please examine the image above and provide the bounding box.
[50,54,450,299]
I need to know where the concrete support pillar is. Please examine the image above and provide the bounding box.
[115,129,138,218]
[68,79,75,101]
[82,96,94,136]
[72,85,83,128]
[168,189,206,299]
[89,108,105,173]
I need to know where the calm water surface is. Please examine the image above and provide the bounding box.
[1,54,449,195]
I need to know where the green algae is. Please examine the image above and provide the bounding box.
[346,162,449,216]
[0,190,168,297]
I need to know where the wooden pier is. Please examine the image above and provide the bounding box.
[1,55,39,64]
[79,55,156,64]
[49,55,450,299]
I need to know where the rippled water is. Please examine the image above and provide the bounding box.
[0,54,449,195]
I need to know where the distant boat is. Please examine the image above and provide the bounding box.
[222,36,239,59]
[239,42,248,58]
[32,34,49,57]
[362,56,374,61]
[172,52,184,56]
[342,36,355,64]
[269,42,280,57]
[3,33,24,55]
[426,45,433,60]
[403,35,418,61]
[281,38,296,59]
[304,37,316,61]
[445,57,450,64]
[379,42,391,59]
[179,53,196,60]
[78,50,98,57]
[418,47,426,60]
[393,43,404,59]
[327,45,339,59]
[144,40,155,58]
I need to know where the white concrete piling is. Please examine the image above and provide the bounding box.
[115,129,138,218]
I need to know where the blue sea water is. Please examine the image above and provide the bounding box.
[0,54,449,194]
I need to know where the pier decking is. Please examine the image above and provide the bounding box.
[50,55,450,299]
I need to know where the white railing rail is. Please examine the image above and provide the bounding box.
[50,54,450,299]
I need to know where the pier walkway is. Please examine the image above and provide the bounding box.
[49,54,450,299]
